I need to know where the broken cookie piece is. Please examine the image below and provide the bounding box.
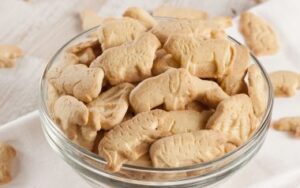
[206,94,258,146]
[0,45,23,68]
[270,71,300,97]
[91,32,161,85]
[164,35,235,78]
[274,117,300,138]
[240,12,279,56]
[149,130,228,168]
[0,143,16,185]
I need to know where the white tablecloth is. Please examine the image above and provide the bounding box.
[1,0,300,187]
[0,112,90,188]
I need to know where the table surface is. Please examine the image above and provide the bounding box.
[0,0,261,125]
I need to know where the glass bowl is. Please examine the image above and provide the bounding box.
[39,26,273,187]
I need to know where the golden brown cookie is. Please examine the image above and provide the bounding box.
[206,94,258,146]
[152,49,180,75]
[46,81,60,119]
[0,45,23,68]
[240,12,279,56]
[54,95,89,139]
[66,37,101,65]
[162,110,213,133]
[0,143,16,185]
[164,36,235,78]
[126,153,153,167]
[98,109,167,172]
[149,130,227,168]
[151,17,232,43]
[99,109,213,171]
[97,17,147,50]
[273,117,300,138]
[53,95,98,150]
[129,68,228,113]
[50,64,104,103]
[91,32,161,85]
[88,83,134,130]
[270,71,300,97]
[248,64,267,118]
[47,53,79,82]
[219,45,249,95]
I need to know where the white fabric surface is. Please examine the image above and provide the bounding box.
[0,111,90,188]
[1,0,300,187]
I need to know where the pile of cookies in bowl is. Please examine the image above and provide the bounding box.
[40,6,273,187]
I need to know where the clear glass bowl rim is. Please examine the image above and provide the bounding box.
[39,25,274,174]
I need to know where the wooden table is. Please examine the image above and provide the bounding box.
[0,0,260,125]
